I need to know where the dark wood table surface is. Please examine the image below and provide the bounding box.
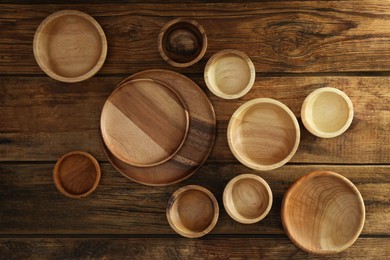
[0,1,389,259]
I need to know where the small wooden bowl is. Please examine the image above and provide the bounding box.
[223,174,272,224]
[33,10,107,83]
[53,151,101,199]
[158,18,207,67]
[301,87,354,138]
[282,171,365,254]
[204,49,255,99]
[166,185,219,238]
[228,98,300,171]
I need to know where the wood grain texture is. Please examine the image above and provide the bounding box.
[0,1,390,74]
[0,163,388,235]
[0,76,388,164]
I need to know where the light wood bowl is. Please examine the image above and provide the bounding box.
[158,18,207,67]
[53,151,101,199]
[223,174,272,224]
[301,87,354,138]
[166,185,219,238]
[282,171,365,254]
[228,98,300,171]
[204,49,255,99]
[33,10,107,83]
[101,78,189,167]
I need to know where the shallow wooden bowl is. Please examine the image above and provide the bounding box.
[204,49,255,99]
[228,98,300,171]
[166,185,219,238]
[33,10,107,83]
[53,151,101,199]
[101,78,189,167]
[158,18,207,67]
[223,174,272,224]
[301,87,354,138]
[282,171,365,254]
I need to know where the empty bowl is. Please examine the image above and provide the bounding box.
[228,98,300,171]
[166,185,219,238]
[204,49,255,99]
[282,171,365,254]
[301,87,354,138]
[158,18,207,67]
[223,174,273,224]
[33,10,107,83]
[53,151,101,199]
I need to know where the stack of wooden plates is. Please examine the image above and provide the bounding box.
[100,69,216,186]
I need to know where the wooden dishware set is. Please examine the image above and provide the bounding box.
[34,10,364,255]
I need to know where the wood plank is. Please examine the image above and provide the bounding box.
[0,163,388,235]
[0,76,388,164]
[0,237,388,259]
[0,2,390,74]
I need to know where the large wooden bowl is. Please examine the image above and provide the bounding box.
[33,10,107,83]
[282,171,365,254]
[158,18,207,68]
[53,151,101,199]
[204,49,255,99]
[166,185,219,238]
[223,174,273,224]
[228,98,300,171]
[301,87,354,138]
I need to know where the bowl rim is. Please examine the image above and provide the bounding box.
[53,151,101,199]
[33,10,108,83]
[223,174,273,224]
[281,170,366,254]
[204,49,256,99]
[227,98,300,171]
[157,18,207,68]
[166,185,219,238]
[301,87,354,138]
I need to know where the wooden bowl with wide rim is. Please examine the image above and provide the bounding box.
[166,185,219,238]
[282,171,365,254]
[53,151,101,199]
[223,174,273,224]
[228,98,300,171]
[33,10,107,83]
[204,49,255,99]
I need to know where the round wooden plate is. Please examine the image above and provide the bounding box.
[101,78,189,167]
[102,69,216,186]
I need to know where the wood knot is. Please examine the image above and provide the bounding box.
[166,28,199,57]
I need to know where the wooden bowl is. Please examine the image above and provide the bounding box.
[166,185,219,238]
[101,78,189,167]
[228,98,300,171]
[282,171,365,254]
[53,151,101,199]
[158,18,207,67]
[223,174,272,224]
[33,10,107,83]
[204,49,255,99]
[301,87,354,138]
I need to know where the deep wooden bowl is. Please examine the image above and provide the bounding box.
[282,171,365,254]
[204,49,255,99]
[166,185,219,238]
[33,10,107,83]
[228,98,300,171]
[301,87,354,138]
[53,151,101,199]
[223,174,273,224]
[158,18,207,67]
[101,78,189,167]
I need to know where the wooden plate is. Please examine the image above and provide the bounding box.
[33,10,107,83]
[282,171,365,254]
[101,78,189,167]
[102,69,216,186]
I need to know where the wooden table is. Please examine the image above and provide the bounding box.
[1,1,389,259]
